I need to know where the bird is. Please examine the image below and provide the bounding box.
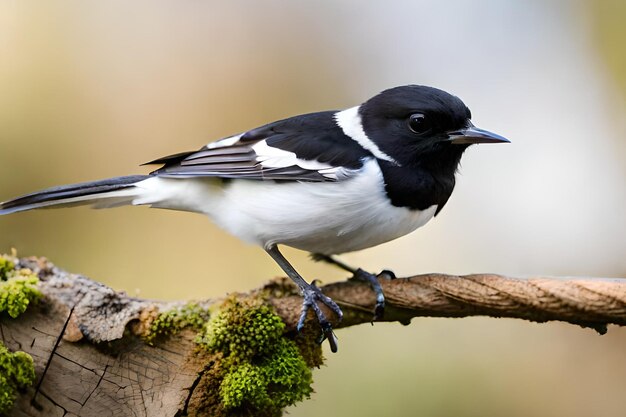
[0,85,509,352]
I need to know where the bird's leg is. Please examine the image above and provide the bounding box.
[310,253,395,321]
[266,245,343,352]
[310,253,357,274]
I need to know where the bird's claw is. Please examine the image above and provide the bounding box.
[352,268,393,321]
[296,282,343,353]
[316,321,338,353]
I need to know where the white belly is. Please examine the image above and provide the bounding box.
[210,160,436,254]
[135,159,437,254]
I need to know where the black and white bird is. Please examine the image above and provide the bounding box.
[0,85,509,351]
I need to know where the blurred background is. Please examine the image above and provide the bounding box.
[1,0,625,416]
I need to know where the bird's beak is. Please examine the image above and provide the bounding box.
[446,124,510,145]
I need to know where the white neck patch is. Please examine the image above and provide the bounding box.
[334,106,400,165]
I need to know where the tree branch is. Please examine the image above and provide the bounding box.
[1,255,625,416]
[275,273,626,334]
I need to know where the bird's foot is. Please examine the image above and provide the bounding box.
[297,281,343,353]
[378,269,396,280]
[350,268,395,321]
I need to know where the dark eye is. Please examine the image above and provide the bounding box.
[407,113,430,134]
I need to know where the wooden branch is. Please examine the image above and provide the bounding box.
[1,256,625,416]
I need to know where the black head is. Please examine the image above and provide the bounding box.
[359,85,508,168]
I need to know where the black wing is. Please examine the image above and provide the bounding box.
[146,111,371,182]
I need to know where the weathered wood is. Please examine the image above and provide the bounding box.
[1,256,625,416]
[4,299,205,416]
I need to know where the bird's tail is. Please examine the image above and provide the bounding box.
[0,175,150,215]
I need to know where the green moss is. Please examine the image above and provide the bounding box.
[0,255,39,414]
[0,341,36,414]
[0,256,41,319]
[0,275,41,319]
[0,257,14,281]
[292,325,324,369]
[197,297,314,416]
[145,302,209,344]
[198,298,285,359]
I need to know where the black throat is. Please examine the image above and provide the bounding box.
[377,145,467,215]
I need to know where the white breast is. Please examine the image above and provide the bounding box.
[205,159,437,254]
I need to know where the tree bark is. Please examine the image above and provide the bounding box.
[2,256,625,416]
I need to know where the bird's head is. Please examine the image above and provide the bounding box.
[358,85,509,168]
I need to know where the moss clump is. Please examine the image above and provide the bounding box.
[145,302,209,344]
[219,338,312,412]
[199,298,285,359]
[0,341,36,414]
[0,254,39,414]
[197,297,313,416]
[0,256,41,319]
[0,257,14,281]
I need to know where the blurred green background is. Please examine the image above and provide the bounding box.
[1,1,625,416]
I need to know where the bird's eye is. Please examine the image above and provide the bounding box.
[407,113,430,134]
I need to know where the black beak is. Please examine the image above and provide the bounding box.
[446,124,510,145]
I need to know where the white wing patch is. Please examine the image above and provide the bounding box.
[334,106,400,166]
[251,140,350,180]
[200,129,361,181]
[206,134,243,149]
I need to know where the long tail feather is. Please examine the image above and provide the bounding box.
[0,175,149,215]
